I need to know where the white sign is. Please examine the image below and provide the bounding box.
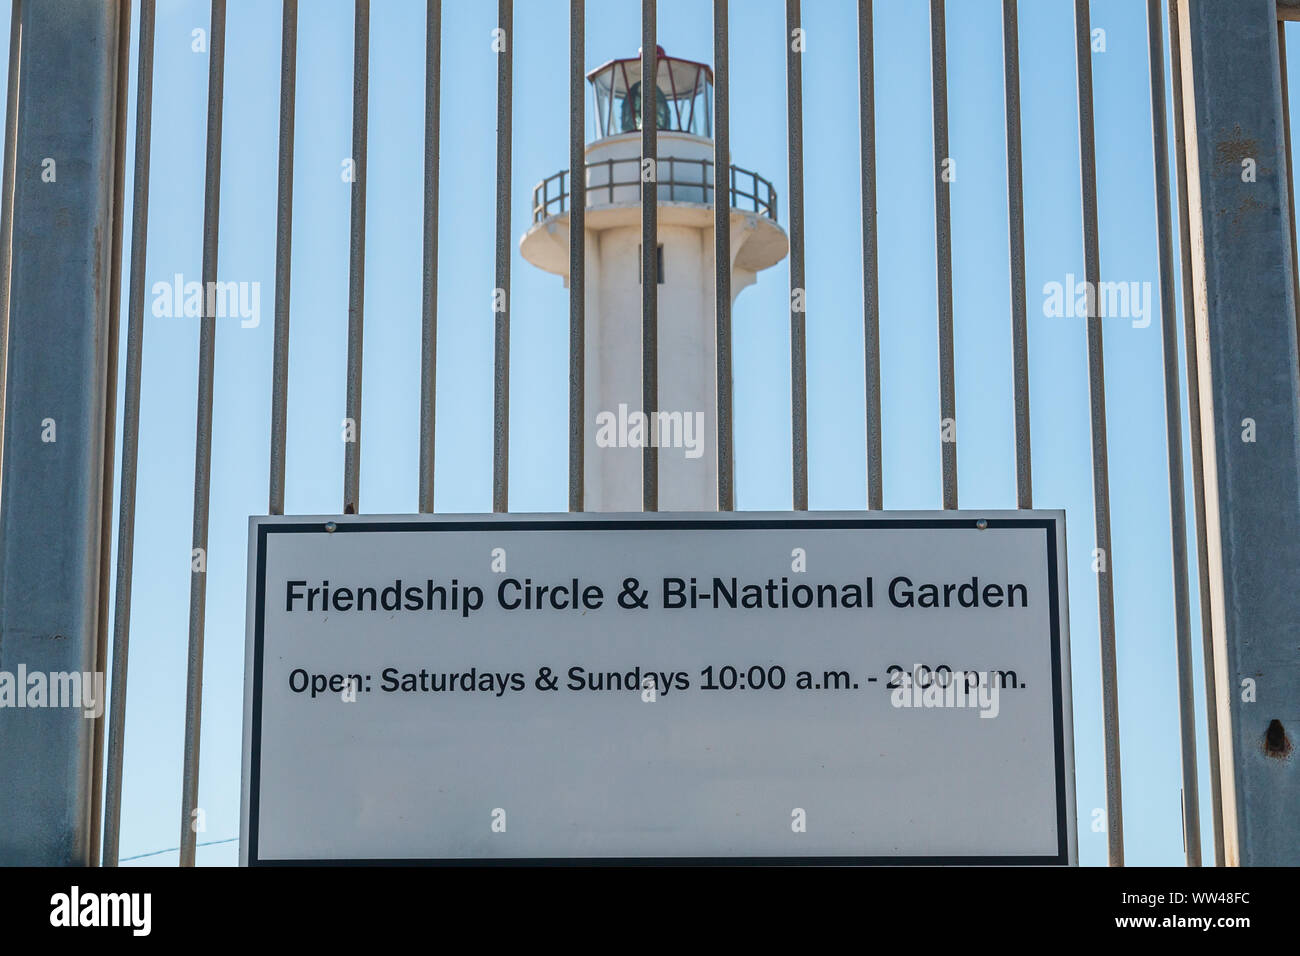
[241,511,1076,864]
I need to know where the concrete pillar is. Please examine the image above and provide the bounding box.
[1178,0,1300,866]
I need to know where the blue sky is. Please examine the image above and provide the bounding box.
[9,0,1287,865]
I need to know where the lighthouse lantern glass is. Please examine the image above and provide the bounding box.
[588,54,713,141]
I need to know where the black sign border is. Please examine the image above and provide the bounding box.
[248,515,1070,866]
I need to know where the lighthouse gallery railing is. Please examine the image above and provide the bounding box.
[531,157,777,224]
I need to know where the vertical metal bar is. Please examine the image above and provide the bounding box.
[103,0,155,868]
[568,0,585,512]
[269,0,297,517]
[0,0,121,865]
[930,0,957,510]
[1280,23,1300,379]
[493,0,512,513]
[1147,0,1200,867]
[1167,0,1223,865]
[419,0,440,513]
[786,0,807,511]
[342,0,368,515]
[1003,0,1031,509]
[714,0,733,511]
[0,0,19,497]
[641,2,657,512]
[179,0,226,868]
[89,0,132,868]
[858,0,881,510]
[1074,0,1123,866]
[1179,0,1300,867]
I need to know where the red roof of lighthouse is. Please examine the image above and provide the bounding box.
[586,48,714,101]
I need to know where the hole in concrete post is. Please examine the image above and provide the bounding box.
[1264,719,1292,758]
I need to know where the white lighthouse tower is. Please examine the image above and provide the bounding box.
[521,48,788,512]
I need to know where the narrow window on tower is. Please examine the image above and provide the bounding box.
[638,244,665,285]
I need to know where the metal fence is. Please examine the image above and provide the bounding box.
[4,0,1300,867]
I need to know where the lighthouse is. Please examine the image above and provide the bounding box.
[521,48,788,512]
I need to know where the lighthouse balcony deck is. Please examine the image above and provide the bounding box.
[531,155,777,224]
